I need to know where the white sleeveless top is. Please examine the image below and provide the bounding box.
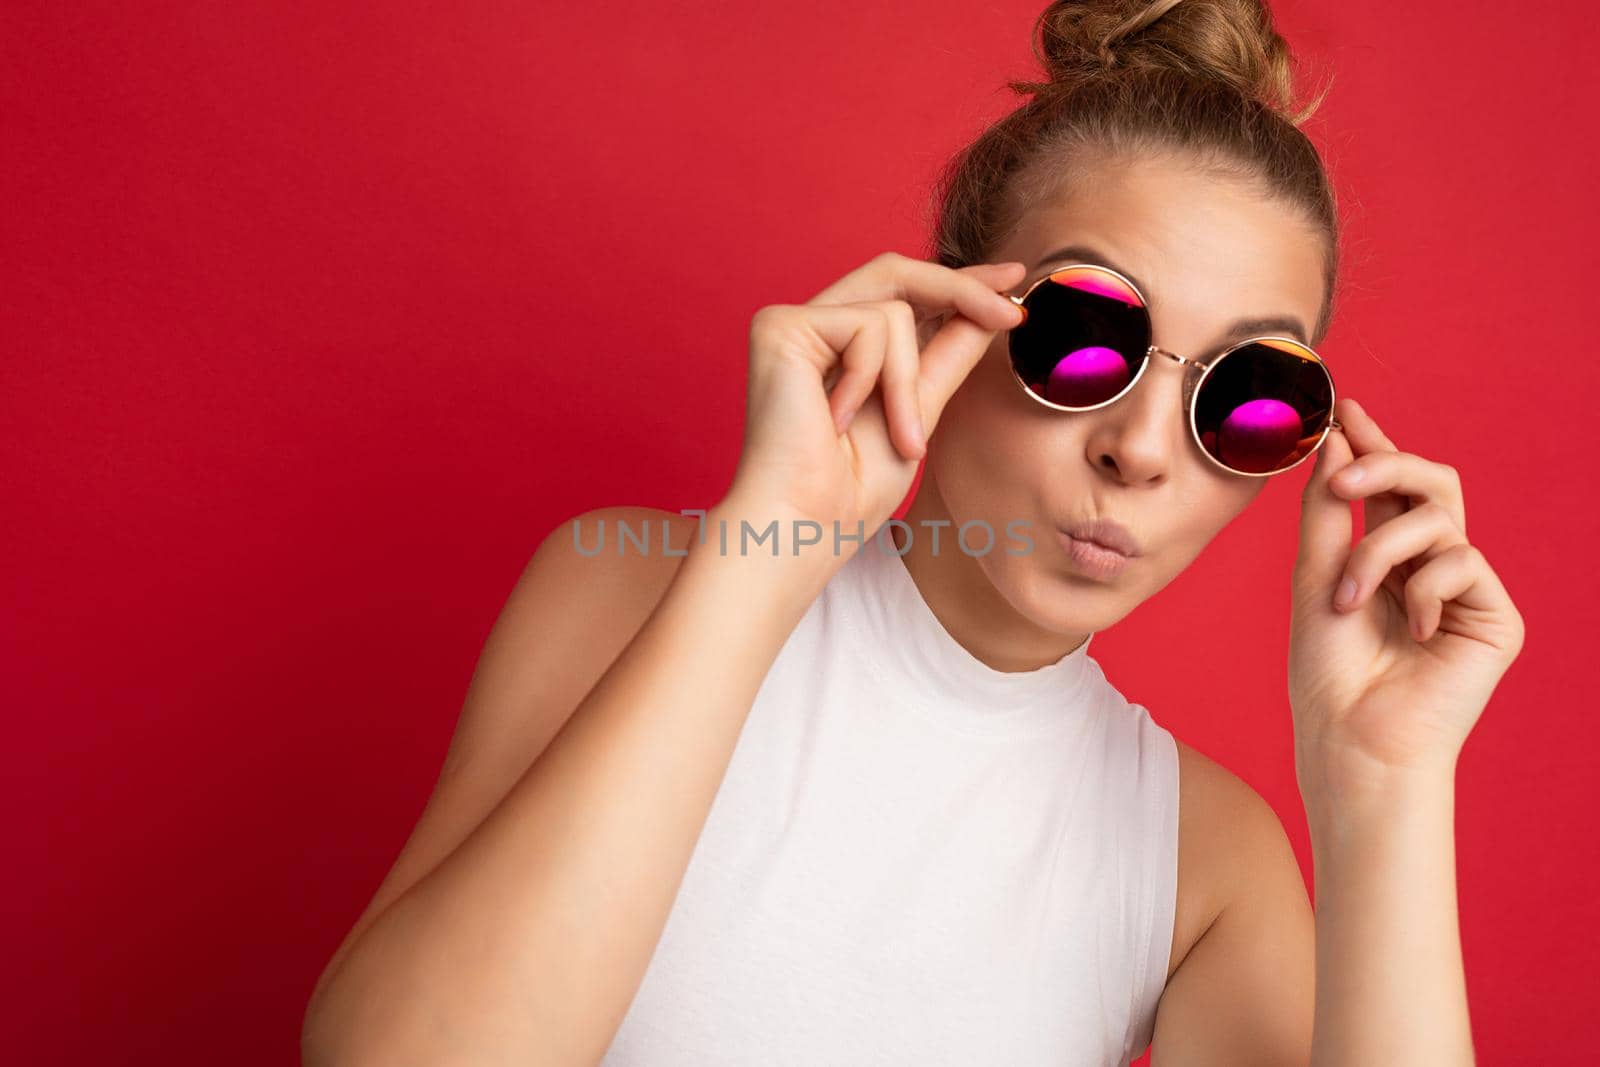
[600,535,1180,1066]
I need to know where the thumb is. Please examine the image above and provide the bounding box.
[914,262,1025,432]
[916,315,1010,438]
[1294,421,1355,596]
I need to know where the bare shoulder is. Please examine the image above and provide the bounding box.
[534,504,703,618]
[1166,736,1301,982]
[450,504,701,762]
[1148,738,1316,1061]
[307,504,699,1011]
[454,504,702,743]
[431,502,704,782]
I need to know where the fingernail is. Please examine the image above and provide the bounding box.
[1338,465,1365,485]
[1334,575,1357,607]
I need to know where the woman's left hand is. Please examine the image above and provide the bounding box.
[1289,396,1525,787]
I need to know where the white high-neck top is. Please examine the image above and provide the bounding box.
[599,536,1180,1066]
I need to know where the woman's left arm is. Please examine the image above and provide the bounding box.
[1288,396,1527,1067]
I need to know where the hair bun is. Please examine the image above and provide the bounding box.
[1022,0,1303,119]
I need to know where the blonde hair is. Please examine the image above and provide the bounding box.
[925,0,1340,343]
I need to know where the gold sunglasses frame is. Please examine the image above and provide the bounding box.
[1005,262,1343,478]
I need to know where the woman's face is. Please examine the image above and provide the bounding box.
[921,152,1329,636]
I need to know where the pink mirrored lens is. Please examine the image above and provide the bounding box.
[1008,267,1150,409]
[1045,345,1131,406]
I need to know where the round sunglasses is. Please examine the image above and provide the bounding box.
[1005,262,1342,476]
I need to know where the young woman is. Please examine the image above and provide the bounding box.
[303,2,1525,1064]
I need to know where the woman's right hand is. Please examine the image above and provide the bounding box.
[722,252,1027,559]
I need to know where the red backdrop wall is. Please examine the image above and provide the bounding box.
[4,2,1593,1063]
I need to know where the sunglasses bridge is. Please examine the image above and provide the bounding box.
[1149,344,1202,370]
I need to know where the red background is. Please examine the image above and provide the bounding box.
[4,2,1593,1063]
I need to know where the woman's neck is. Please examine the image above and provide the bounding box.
[891,478,1091,674]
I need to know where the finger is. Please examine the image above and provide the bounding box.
[778,302,885,430]
[874,300,927,460]
[823,307,888,432]
[1334,501,1468,612]
[1334,397,1409,536]
[807,252,1027,333]
[916,307,953,350]
[1293,416,1355,595]
[1328,449,1467,537]
[915,312,1004,438]
[1340,395,1399,450]
[1402,542,1523,651]
[890,260,1028,333]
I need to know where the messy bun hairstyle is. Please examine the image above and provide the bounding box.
[926,0,1340,342]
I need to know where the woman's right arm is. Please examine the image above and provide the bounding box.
[300,252,1028,1065]
[301,495,839,1067]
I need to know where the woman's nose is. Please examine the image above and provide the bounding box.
[1082,359,1189,485]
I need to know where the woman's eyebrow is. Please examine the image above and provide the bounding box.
[1033,242,1146,290]
[1211,315,1310,349]
[1031,242,1311,352]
